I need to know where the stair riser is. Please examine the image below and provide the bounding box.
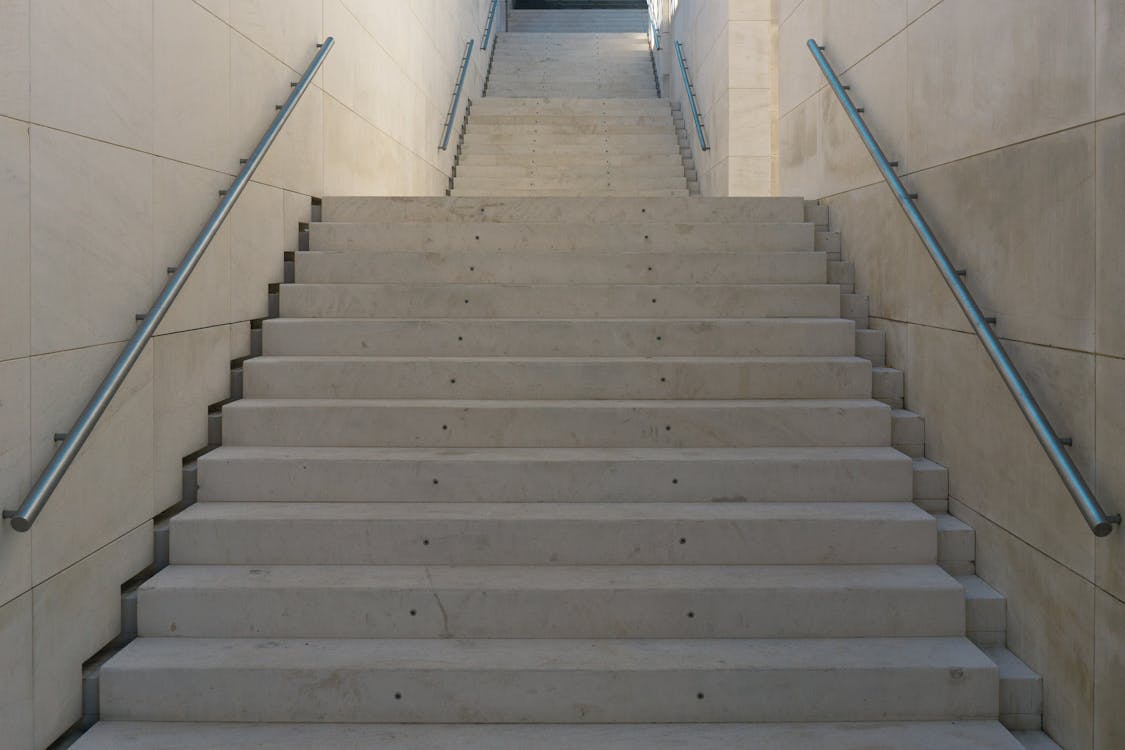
[171,515,936,567]
[463,133,672,146]
[294,251,828,285]
[280,284,836,320]
[456,154,684,167]
[242,358,872,401]
[99,654,996,724]
[221,401,891,449]
[308,223,814,253]
[318,196,807,224]
[454,165,686,178]
[467,115,674,126]
[450,189,690,197]
[261,319,856,358]
[138,580,964,639]
[197,450,912,503]
[451,178,690,191]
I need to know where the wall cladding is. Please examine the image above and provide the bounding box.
[778,1,1124,747]
[0,1,494,747]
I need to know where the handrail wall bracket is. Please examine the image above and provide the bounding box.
[3,37,336,532]
[806,39,1119,537]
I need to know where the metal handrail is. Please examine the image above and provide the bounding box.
[674,41,708,151]
[3,38,336,533]
[807,39,1120,537]
[440,40,474,150]
[482,0,499,50]
[649,17,661,50]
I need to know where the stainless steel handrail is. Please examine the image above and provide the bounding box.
[674,40,708,151]
[649,17,661,50]
[3,38,336,533]
[807,39,1120,537]
[440,40,474,151]
[482,0,499,50]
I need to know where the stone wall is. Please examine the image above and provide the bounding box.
[0,1,494,747]
[651,0,775,195]
[777,1,1124,747]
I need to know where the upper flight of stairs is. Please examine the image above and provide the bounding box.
[70,10,1039,749]
[450,19,691,197]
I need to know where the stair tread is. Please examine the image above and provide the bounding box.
[177,500,931,522]
[105,635,994,672]
[145,562,960,593]
[73,721,1026,750]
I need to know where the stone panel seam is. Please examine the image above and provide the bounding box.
[869,315,1124,363]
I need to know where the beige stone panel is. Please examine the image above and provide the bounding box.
[906,0,1094,171]
[152,159,233,336]
[906,325,1095,577]
[822,0,906,72]
[730,0,771,20]
[818,31,908,196]
[229,180,283,322]
[1095,115,1125,359]
[0,0,29,121]
[705,88,732,171]
[154,0,233,174]
[952,501,1095,750]
[194,0,229,22]
[778,97,819,195]
[153,327,230,514]
[729,88,772,157]
[728,155,772,196]
[1095,589,1125,749]
[32,522,151,747]
[702,157,729,197]
[29,127,153,354]
[230,32,324,197]
[778,0,823,115]
[229,0,322,72]
[1094,355,1125,602]
[729,20,771,89]
[28,343,154,583]
[0,115,29,361]
[911,126,1096,352]
[0,358,30,607]
[1095,0,1125,119]
[29,0,153,151]
[0,593,32,750]
[323,97,359,195]
[282,189,311,253]
[343,0,412,73]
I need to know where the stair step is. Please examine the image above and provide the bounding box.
[196,445,913,503]
[457,153,685,167]
[454,164,686,179]
[261,317,857,358]
[452,177,689,191]
[309,220,812,253]
[937,513,976,576]
[138,564,964,639]
[170,501,935,565]
[294,250,828,284]
[72,721,1027,750]
[450,187,690,197]
[242,356,872,400]
[99,636,997,723]
[221,398,891,448]
[959,575,1006,646]
[279,283,838,319]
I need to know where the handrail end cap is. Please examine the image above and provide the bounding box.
[1094,515,1121,537]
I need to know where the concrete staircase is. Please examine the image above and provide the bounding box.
[71,18,1030,750]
